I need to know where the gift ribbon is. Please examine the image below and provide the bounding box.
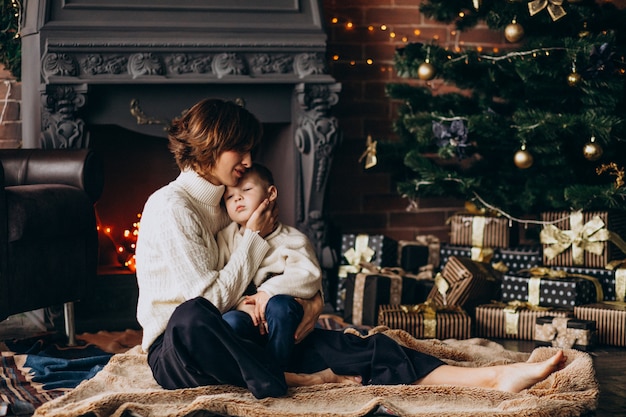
[434,272,449,306]
[351,268,403,326]
[606,260,626,303]
[521,267,604,305]
[540,211,626,265]
[339,235,376,278]
[528,0,566,21]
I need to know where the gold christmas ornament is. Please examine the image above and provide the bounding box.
[567,71,582,86]
[583,136,603,161]
[514,144,533,169]
[504,19,525,43]
[567,60,582,86]
[418,59,436,81]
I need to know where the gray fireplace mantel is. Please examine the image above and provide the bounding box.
[20,0,342,278]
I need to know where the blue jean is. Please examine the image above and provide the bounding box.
[222,294,303,370]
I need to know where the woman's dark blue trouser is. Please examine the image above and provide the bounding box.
[147,296,445,399]
[222,294,303,370]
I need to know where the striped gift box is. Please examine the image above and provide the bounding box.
[574,303,626,347]
[449,213,516,249]
[475,303,571,340]
[541,210,626,268]
[427,256,502,316]
[378,304,471,340]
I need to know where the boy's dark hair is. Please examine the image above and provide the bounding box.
[247,162,275,187]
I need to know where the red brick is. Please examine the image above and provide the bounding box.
[0,121,21,139]
[389,210,449,228]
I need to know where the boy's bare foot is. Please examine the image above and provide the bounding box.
[495,350,567,393]
[285,369,362,387]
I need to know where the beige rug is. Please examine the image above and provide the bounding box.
[33,327,598,417]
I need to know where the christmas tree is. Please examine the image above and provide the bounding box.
[385,0,626,220]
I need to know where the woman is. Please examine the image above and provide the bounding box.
[135,98,566,400]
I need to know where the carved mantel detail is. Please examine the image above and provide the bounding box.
[41,51,327,83]
[41,84,89,149]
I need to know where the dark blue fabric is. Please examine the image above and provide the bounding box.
[23,354,112,389]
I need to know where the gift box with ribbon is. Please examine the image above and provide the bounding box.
[540,210,626,268]
[335,234,398,312]
[574,302,626,347]
[343,268,429,326]
[440,243,542,271]
[426,256,502,317]
[397,234,440,273]
[475,302,571,340]
[501,267,604,310]
[553,261,626,302]
[378,302,471,340]
[449,213,518,250]
[534,316,596,351]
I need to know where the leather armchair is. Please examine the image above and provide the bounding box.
[0,149,104,344]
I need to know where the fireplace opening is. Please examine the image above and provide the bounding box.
[89,122,296,274]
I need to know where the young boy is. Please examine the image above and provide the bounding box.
[217,163,323,370]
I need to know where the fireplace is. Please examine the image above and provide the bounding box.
[20,1,342,280]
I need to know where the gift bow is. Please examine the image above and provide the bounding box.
[540,211,626,265]
[528,0,566,21]
[339,235,376,278]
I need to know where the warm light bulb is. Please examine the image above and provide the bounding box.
[366,59,373,65]
[118,246,124,253]
[368,25,374,31]
[380,24,387,31]
[414,29,421,36]
[333,54,339,61]
[331,17,338,24]
[346,22,353,29]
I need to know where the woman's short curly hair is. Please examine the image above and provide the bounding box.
[168,98,263,171]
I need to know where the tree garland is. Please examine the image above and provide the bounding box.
[0,0,21,79]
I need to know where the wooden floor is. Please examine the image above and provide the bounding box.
[497,339,626,417]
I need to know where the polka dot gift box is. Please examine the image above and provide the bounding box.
[500,267,603,310]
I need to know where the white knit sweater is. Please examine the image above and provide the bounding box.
[216,222,322,301]
[135,170,270,352]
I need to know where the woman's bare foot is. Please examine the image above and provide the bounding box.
[495,350,567,393]
[285,369,362,387]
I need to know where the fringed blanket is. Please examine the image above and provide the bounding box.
[33,327,598,417]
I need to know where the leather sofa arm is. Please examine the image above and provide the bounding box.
[0,149,104,203]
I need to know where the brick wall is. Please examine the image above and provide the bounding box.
[322,0,509,242]
[0,64,21,149]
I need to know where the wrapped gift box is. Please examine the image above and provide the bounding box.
[540,210,626,268]
[574,303,626,347]
[475,303,571,340]
[449,213,517,249]
[343,270,429,326]
[335,234,398,312]
[427,256,502,316]
[397,235,440,273]
[553,265,626,302]
[534,316,596,351]
[378,303,471,340]
[440,243,541,271]
[496,246,543,271]
[501,269,603,309]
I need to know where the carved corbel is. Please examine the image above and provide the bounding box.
[40,84,89,149]
[293,82,341,262]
